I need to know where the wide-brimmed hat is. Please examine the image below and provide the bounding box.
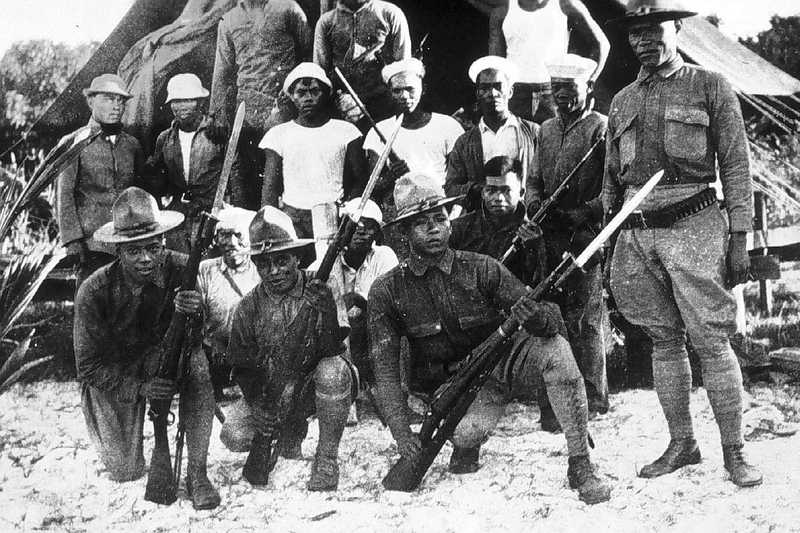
[282,62,332,96]
[468,56,519,84]
[165,73,209,103]
[547,54,598,83]
[385,173,463,226]
[248,206,315,256]
[381,58,426,84]
[93,187,184,244]
[215,206,256,241]
[341,197,384,225]
[83,73,132,99]
[608,0,697,27]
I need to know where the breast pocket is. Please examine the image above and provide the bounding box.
[407,321,443,339]
[664,106,709,161]
[612,114,637,173]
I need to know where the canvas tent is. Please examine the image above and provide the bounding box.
[24,0,800,152]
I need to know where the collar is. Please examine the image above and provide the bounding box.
[637,55,684,84]
[171,115,209,134]
[86,118,118,142]
[342,244,376,271]
[261,269,305,300]
[479,114,519,134]
[555,106,593,134]
[219,255,255,275]
[336,0,374,14]
[406,248,455,276]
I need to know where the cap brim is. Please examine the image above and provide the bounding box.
[83,89,133,99]
[93,211,184,244]
[248,239,316,256]
[165,89,210,103]
[607,10,697,27]
[383,196,464,227]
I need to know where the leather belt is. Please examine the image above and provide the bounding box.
[621,188,717,230]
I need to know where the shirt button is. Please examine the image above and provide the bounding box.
[434,324,441,331]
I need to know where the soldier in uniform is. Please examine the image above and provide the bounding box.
[444,56,539,215]
[146,74,234,253]
[56,74,145,287]
[527,54,609,424]
[210,0,312,209]
[368,172,611,504]
[224,207,355,491]
[74,187,220,509]
[604,0,761,486]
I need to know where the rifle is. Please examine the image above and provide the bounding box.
[242,116,404,485]
[500,134,606,265]
[333,67,400,166]
[382,170,665,492]
[144,102,245,505]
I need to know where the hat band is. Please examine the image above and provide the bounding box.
[115,220,158,237]
[397,195,446,218]
[250,238,296,254]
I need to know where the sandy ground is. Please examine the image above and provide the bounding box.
[1,381,799,533]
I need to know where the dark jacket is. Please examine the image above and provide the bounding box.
[56,119,144,252]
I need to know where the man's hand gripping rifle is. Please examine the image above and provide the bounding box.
[241,116,404,486]
[382,170,665,492]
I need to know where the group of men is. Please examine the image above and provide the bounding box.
[60,0,762,513]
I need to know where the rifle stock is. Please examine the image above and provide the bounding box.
[144,212,217,504]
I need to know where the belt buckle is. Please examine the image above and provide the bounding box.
[631,210,647,229]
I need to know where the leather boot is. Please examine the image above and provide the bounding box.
[567,455,611,504]
[639,438,701,478]
[540,405,562,433]
[448,446,480,474]
[186,466,221,510]
[307,452,339,491]
[722,444,763,487]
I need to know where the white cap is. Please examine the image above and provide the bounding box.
[216,206,256,240]
[546,54,598,83]
[342,197,383,225]
[381,58,426,84]
[282,62,332,96]
[468,56,519,84]
[165,73,209,103]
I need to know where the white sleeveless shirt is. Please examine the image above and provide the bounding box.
[502,0,569,84]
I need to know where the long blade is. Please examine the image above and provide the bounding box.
[574,170,664,267]
[348,115,403,223]
[212,102,246,214]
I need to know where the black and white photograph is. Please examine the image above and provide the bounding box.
[1,0,799,531]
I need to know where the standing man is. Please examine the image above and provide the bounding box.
[56,74,144,287]
[260,63,363,238]
[450,156,545,287]
[224,207,355,491]
[314,0,411,127]
[527,54,609,419]
[74,187,219,509]
[604,1,761,486]
[444,57,539,215]
[146,73,234,253]
[488,0,609,123]
[369,173,611,504]
[364,58,464,194]
[195,207,260,402]
[210,0,312,209]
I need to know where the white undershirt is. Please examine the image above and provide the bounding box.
[178,129,197,180]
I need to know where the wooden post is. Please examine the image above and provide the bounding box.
[754,192,773,314]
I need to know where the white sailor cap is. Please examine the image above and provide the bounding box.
[546,54,598,83]
[282,62,332,96]
[216,206,256,237]
[342,197,384,225]
[381,58,426,84]
[468,56,519,84]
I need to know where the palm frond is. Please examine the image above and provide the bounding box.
[0,329,54,394]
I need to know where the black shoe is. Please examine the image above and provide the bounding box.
[639,438,701,478]
[722,444,763,487]
[540,405,562,433]
[567,455,611,504]
[186,467,221,510]
[588,395,610,416]
[307,453,339,492]
[448,446,481,474]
